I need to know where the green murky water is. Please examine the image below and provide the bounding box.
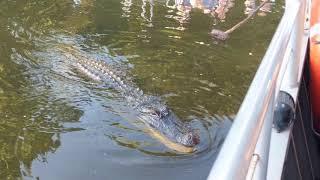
[0,0,282,179]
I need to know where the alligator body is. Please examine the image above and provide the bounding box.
[60,46,200,153]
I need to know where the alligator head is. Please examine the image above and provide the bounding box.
[136,97,200,152]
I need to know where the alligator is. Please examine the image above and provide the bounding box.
[59,46,200,153]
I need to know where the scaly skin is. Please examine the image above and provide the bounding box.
[59,45,200,153]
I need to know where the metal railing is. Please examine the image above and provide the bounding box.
[207,0,309,179]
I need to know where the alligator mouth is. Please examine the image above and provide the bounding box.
[147,127,197,153]
[139,112,200,153]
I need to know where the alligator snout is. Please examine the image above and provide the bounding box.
[181,131,200,147]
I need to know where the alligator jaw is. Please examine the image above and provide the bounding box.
[147,127,196,153]
[136,100,200,151]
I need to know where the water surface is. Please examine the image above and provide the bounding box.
[0,0,283,179]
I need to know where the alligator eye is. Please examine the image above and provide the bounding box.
[153,110,161,117]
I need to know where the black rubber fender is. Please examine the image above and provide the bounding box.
[273,91,295,132]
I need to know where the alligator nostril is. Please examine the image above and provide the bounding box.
[193,134,200,145]
[155,110,161,117]
[182,132,200,146]
[187,131,200,146]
